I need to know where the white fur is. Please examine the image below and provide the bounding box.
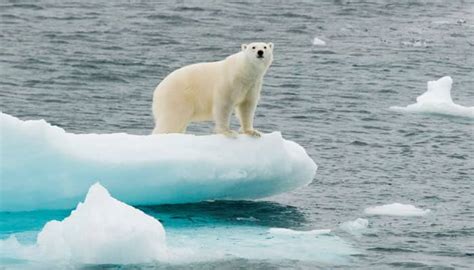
[152,42,273,137]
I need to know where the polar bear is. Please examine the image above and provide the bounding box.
[152,42,273,137]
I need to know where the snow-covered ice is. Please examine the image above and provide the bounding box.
[0,113,317,211]
[390,76,474,118]
[339,218,369,235]
[0,183,358,266]
[364,203,431,217]
[312,37,327,46]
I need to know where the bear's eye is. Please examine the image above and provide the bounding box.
[252,46,255,49]
[264,46,267,49]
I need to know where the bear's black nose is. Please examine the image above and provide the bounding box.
[257,50,264,56]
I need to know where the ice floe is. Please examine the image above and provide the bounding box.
[364,203,431,217]
[0,113,317,211]
[390,76,474,118]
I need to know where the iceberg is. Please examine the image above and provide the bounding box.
[0,183,358,266]
[364,203,431,217]
[0,113,317,211]
[390,76,474,118]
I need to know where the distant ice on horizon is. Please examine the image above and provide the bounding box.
[390,76,474,118]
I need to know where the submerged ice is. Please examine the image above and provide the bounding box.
[268,228,331,235]
[0,113,317,211]
[0,183,358,266]
[339,218,369,236]
[390,76,474,118]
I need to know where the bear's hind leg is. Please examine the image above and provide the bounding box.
[152,97,194,134]
[152,118,189,134]
[152,111,191,134]
[152,120,188,134]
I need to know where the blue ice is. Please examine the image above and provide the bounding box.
[0,113,317,211]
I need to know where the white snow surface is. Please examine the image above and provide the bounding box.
[0,113,317,211]
[390,76,474,118]
[364,203,431,217]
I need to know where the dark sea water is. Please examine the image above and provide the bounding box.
[1,0,473,269]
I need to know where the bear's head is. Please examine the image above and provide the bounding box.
[241,42,273,68]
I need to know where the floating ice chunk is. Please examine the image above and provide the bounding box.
[364,203,431,217]
[339,218,369,235]
[312,37,326,46]
[37,183,167,264]
[268,228,331,235]
[390,76,474,118]
[0,183,167,264]
[0,113,317,211]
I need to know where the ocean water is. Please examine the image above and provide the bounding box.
[1,0,473,269]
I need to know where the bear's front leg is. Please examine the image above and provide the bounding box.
[214,101,238,138]
[236,99,261,138]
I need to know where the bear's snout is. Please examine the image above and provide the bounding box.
[257,50,264,57]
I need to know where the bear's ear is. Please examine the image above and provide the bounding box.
[241,44,247,51]
[268,42,273,49]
